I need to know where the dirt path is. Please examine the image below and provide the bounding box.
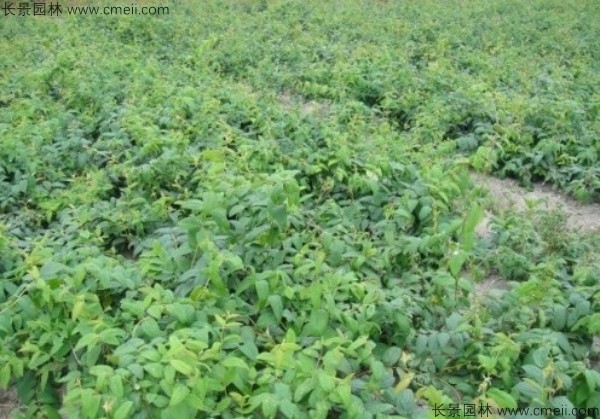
[472,172,600,234]
[470,172,600,300]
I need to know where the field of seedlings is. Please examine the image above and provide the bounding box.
[1,1,600,417]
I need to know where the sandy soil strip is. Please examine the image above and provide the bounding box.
[472,172,600,234]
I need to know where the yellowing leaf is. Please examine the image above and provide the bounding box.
[394,372,414,393]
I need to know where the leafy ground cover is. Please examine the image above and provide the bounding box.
[1,1,599,418]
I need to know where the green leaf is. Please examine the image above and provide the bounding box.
[383,347,402,366]
[0,364,10,389]
[477,354,497,372]
[222,357,249,370]
[583,370,596,392]
[448,251,468,277]
[531,347,548,367]
[113,401,134,419]
[81,391,101,419]
[552,306,567,330]
[301,309,329,336]
[394,313,411,336]
[322,349,343,372]
[109,375,124,398]
[522,365,543,383]
[177,199,204,211]
[144,363,164,378]
[141,318,162,338]
[168,303,195,324]
[127,363,144,379]
[457,277,473,292]
[268,295,283,322]
[160,402,197,419]
[261,394,278,418]
[225,254,244,271]
[575,300,590,318]
[89,365,113,377]
[335,382,352,405]
[255,279,270,305]
[140,350,161,362]
[432,273,455,287]
[549,396,574,412]
[317,372,336,393]
[170,384,190,406]
[437,332,451,348]
[487,388,517,408]
[279,399,300,418]
[284,328,297,344]
[74,333,98,351]
[147,305,163,319]
[461,204,483,251]
[418,205,432,221]
[99,328,125,346]
[170,360,193,377]
[239,342,259,361]
[294,379,314,402]
[207,260,228,295]
[514,380,543,400]
[39,261,65,279]
[271,205,288,229]
[585,313,600,334]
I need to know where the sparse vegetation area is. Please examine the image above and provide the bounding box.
[1,1,599,418]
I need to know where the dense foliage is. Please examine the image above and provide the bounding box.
[1,1,599,418]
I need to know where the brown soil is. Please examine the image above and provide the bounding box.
[471,172,600,367]
[472,172,600,233]
[469,171,600,293]
[0,389,18,419]
[278,90,330,117]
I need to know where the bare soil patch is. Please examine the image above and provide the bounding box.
[0,389,18,419]
[278,90,330,117]
[472,172,600,233]
[471,172,600,361]
[472,275,510,296]
[469,172,600,296]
